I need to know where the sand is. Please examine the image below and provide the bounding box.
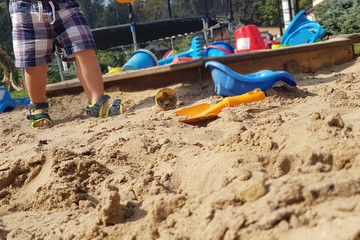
[1,56,360,240]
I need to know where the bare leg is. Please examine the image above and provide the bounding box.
[25,64,48,103]
[25,64,50,128]
[73,49,105,104]
[25,49,128,128]
[73,49,129,115]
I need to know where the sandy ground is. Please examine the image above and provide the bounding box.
[1,56,360,240]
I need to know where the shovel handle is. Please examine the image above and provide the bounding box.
[198,89,265,116]
[224,89,265,107]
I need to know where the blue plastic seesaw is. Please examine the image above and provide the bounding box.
[158,36,205,66]
[205,61,297,96]
[0,87,30,113]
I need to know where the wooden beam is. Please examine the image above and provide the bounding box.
[46,34,360,97]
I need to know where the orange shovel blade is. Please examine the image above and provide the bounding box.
[175,89,265,124]
[173,103,210,116]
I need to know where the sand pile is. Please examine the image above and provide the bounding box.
[1,57,360,240]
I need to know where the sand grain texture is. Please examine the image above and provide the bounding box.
[1,57,360,240]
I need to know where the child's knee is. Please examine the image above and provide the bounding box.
[74,49,96,56]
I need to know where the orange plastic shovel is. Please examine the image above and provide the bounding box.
[174,89,265,123]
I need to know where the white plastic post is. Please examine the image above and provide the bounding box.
[282,0,295,29]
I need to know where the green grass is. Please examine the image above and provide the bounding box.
[10,91,28,98]
[354,43,360,54]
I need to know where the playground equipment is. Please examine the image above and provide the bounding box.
[158,36,205,66]
[235,25,269,53]
[155,88,178,110]
[162,50,176,59]
[162,50,196,63]
[205,41,235,57]
[271,44,292,49]
[92,0,232,50]
[0,87,30,113]
[116,0,135,2]
[205,61,297,96]
[107,67,123,74]
[261,33,273,45]
[174,89,265,123]
[172,57,196,63]
[281,10,325,46]
[122,49,158,71]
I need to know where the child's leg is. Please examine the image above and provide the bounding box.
[25,65,48,103]
[73,49,105,105]
[73,49,129,116]
[9,0,55,128]
[25,65,51,128]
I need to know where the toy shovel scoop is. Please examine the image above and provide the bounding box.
[174,89,265,123]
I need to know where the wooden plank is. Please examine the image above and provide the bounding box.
[46,33,360,97]
[215,40,354,74]
[46,59,205,97]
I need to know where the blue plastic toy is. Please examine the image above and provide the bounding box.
[281,10,325,46]
[205,61,297,96]
[206,41,235,57]
[158,36,205,65]
[0,87,30,113]
[122,49,158,71]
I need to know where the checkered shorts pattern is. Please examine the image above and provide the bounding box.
[9,0,96,68]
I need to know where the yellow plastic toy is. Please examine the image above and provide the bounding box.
[174,89,265,123]
[107,67,123,74]
[116,0,135,3]
[155,88,178,110]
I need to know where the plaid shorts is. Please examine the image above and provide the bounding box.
[9,0,97,68]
